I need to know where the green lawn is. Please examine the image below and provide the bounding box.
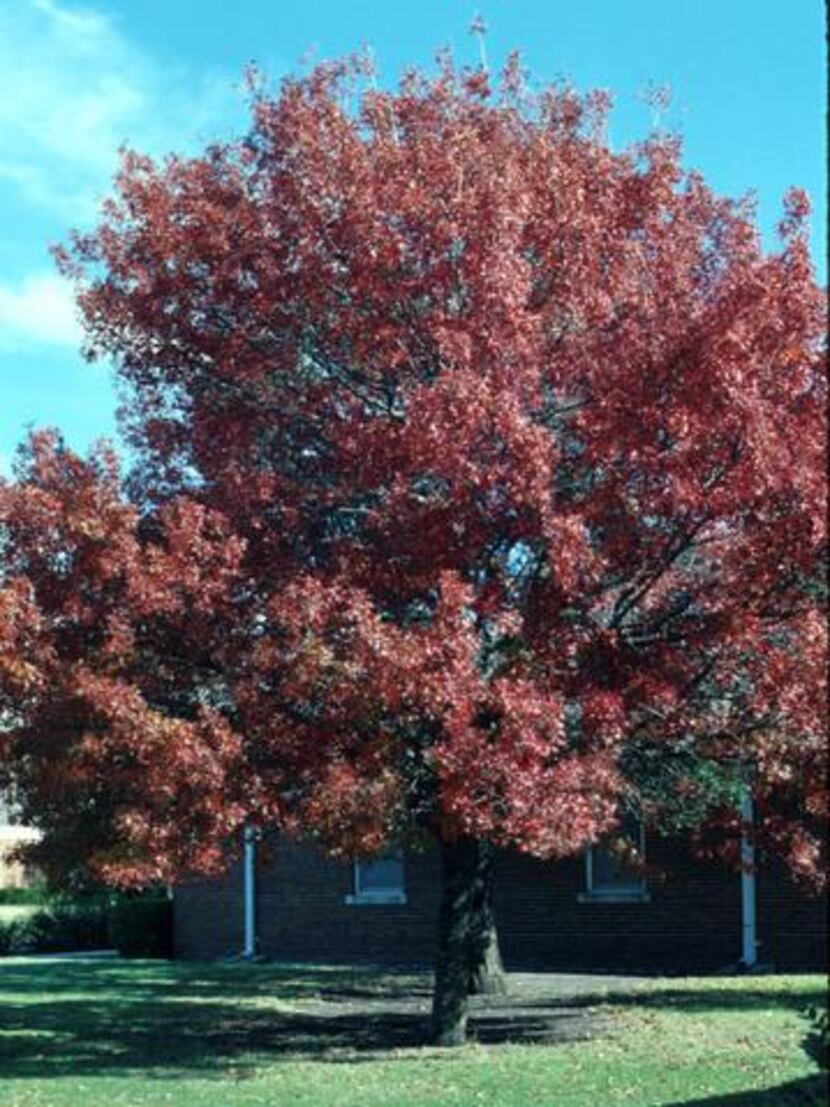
[0,956,825,1107]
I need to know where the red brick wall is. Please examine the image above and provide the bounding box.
[173,836,826,971]
[175,859,246,960]
[493,838,743,971]
[174,838,442,963]
[256,839,442,964]
[756,858,827,970]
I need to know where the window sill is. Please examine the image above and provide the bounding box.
[577,891,651,904]
[344,892,407,906]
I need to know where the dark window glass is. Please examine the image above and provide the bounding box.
[588,820,646,897]
[355,856,404,895]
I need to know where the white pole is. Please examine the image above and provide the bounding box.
[740,790,757,968]
[243,826,257,959]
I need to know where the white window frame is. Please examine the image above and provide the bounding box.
[345,853,407,906]
[578,822,651,903]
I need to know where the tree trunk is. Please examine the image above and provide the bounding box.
[430,836,506,1045]
[467,840,507,996]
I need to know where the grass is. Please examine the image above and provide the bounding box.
[0,956,825,1106]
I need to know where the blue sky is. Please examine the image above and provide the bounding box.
[0,0,825,475]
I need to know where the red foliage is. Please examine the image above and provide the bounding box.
[0,432,247,884]
[2,55,826,888]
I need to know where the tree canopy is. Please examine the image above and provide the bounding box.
[0,52,826,1039]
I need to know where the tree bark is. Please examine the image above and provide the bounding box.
[430,836,506,1045]
[467,840,507,996]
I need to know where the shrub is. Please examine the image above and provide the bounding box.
[0,890,175,958]
[0,919,13,955]
[803,1005,829,1072]
[107,897,173,958]
[7,900,111,954]
[0,886,50,906]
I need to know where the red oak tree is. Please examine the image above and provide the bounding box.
[1,54,826,1043]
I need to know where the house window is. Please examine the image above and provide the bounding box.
[579,821,650,903]
[345,853,406,905]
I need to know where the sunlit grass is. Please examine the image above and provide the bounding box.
[0,956,825,1106]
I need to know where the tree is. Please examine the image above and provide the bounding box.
[1,53,826,1045]
[0,433,247,885]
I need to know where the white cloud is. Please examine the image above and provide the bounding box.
[30,0,109,36]
[0,272,82,349]
[0,0,245,222]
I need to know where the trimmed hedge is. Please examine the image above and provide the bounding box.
[0,900,110,954]
[0,886,50,906]
[0,889,174,958]
[107,897,173,959]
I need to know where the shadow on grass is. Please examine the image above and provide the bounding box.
[0,957,429,1001]
[517,982,827,1017]
[0,958,824,1083]
[0,958,600,1078]
[665,1073,827,1106]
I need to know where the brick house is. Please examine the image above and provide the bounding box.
[174,823,827,972]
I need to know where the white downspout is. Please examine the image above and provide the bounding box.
[740,790,758,969]
[243,825,258,960]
